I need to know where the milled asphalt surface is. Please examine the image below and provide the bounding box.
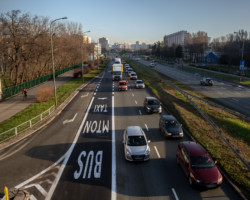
[0,70,74,123]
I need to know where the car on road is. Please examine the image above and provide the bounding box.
[127,68,133,76]
[135,80,145,89]
[176,141,223,188]
[150,62,156,68]
[118,80,128,91]
[144,97,162,113]
[130,72,137,80]
[200,78,213,86]
[123,126,151,161]
[159,115,183,138]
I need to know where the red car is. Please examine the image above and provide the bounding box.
[118,80,128,91]
[176,141,223,188]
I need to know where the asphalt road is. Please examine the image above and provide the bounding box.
[0,62,243,200]
[139,59,250,117]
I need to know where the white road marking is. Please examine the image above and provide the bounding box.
[45,97,95,200]
[30,195,37,200]
[171,188,179,200]
[63,113,78,125]
[81,93,89,98]
[94,92,96,95]
[111,90,117,200]
[139,110,142,115]
[25,184,47,197]
[132,93,134,96]
[135,100,137,104]
[154,146,161,158]
[98,97,108,100]
[145,124,149,131]
[231,98,239,102]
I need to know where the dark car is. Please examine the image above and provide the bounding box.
[118,80,128,91]
[159,115,183,138]
[200,78,213,86]
[144,97,162,113]
[176,141,223,188]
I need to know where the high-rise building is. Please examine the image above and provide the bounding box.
[164,31,188,47]
[98,37,109,50]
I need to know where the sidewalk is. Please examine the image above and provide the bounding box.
[0,70,74,123]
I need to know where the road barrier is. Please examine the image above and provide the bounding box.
[1,64,79,100]
[160,78,250,171]
[0,105,55,143]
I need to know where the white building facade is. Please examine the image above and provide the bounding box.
[164,31,188,47]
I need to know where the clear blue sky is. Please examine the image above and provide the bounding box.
[1,0,250,44]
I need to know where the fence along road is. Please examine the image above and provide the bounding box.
[0,70,74,123]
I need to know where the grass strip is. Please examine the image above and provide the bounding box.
[0,66,106,142]
[123,57,250,198]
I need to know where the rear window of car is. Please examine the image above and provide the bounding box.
[137,80,143,84]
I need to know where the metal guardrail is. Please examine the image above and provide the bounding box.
[0,105,55,143]
[160,78,250,170]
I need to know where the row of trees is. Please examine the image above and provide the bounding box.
[151,30,250,66]
[0,10,95,88]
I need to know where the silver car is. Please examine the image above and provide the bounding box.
[135,80,145,88]
[123,126,151,161]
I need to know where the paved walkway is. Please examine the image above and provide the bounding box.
[0,70,74,123]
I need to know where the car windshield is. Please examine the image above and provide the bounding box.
[119,82,126,86]
[137,81,143,84]
[147,100,159,105]
[165,120,179,128]
[113,71,121,75]
[127,136,146,146]
[190,155,215,168]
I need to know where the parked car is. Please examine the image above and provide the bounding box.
[118,80,128,91]
[176,141,223,188]
[135,80,145,89]
[130,72,137,80]
[123,126,151,161]
[200,78,213,86]
[144,97,162,113]
[159,115,183,138]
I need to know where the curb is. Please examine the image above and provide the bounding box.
[0,72,102,151]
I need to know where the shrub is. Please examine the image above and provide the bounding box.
[36,87,53,103]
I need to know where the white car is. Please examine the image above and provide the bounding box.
[150,62,156,68]
[123,126,151,161]
[135,80,145,88]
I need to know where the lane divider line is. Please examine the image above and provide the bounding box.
[145,124,149,131]
[135,100,137,105]
[171,188,179,200]
[154,146,161,158]
[45,96,96,200]
[111,88,117,200]
[139,110,142,115]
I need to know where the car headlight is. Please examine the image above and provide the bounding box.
[218,177,223,183]
[159,107,162,111]
[146,106,151,110]
[126,149,131,156]
[179,132,183,136]
[195,178,201,183]
[145,148,150,155]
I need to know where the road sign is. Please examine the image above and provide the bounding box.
[239,60,247,70]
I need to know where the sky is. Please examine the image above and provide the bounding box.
[1,0,250,45]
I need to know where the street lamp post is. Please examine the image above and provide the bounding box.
[80,31,91,83]
[50,17,67,107]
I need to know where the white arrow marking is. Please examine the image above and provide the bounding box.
[63,113,78,125]
[81,93,89,98]
[98,97,108,100]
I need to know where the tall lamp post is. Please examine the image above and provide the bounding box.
[50,17,67,107]
[80,31,91,83]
